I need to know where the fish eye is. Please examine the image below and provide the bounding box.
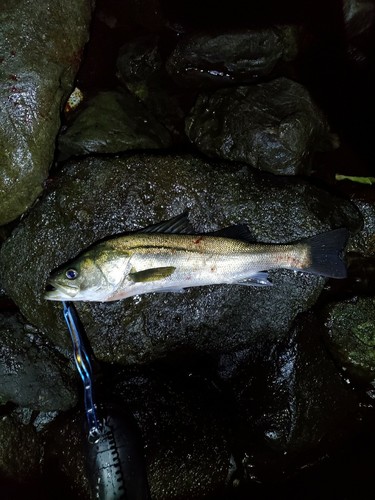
[66,268,78,280]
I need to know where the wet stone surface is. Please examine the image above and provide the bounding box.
[343,0,375,66]
[58,89,172,160]
[348,200,375,257]
[186,78,334,175]
[0,0,92,225]
[324,296,375,383]
[35,320,361,498]
[0,313,77,411]
[220,363,358,485]
[40,367,232,500]
[116,35,187,140]
[0,413,42,493]
[165,27,301,88]
[111,367,232,499]
[235,312,359,465]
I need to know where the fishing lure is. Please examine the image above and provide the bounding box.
[63,301,102,443]
[62,301,151,498]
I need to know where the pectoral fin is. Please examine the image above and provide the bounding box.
[129,266,176,283]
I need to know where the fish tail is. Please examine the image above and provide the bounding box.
[304,228,349,278]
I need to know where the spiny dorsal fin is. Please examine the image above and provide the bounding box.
[138,211,194,234]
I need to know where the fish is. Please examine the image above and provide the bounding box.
[44,212,349,302]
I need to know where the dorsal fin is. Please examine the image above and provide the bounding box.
[138,213,256,242]
[208,224,257,243]
[138,211,194,234]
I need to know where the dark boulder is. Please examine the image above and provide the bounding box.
[186,78,335,175]
[58,90,172,160]
[0,0,92,225]
[166,27,302,87]
[0,313,77,411]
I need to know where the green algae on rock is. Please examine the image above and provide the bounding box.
[324,297,375,382]
[348,200,375,257]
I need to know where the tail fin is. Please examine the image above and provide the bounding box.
[304,228,349,278]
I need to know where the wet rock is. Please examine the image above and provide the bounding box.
[117,35,163,85]
[6,405,59,432]
[0,313,77,411]
[344,0,375,38]
[334,252,375,299]
[186,78,335,175]
[348,200,375,256]
[343,0,375,66]
[0,0,92,225]
[344,200,375,296]
[114,367,231,499]
[41,315,361,498]
[139,385,228,497]
[117,36,186,139]
[222,312,360,480]
[324,297,375,382]
[0,415,42,485]
[42,362,233,499]
[319,199,375,299]
[166,27,302,88]
[0,154,361,362]
[42,411,90,499]
[58,90,172,160]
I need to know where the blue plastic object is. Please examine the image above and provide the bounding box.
[62,301,102,443]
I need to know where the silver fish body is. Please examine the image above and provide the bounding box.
[44,214,349,302]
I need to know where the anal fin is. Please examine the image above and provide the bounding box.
[235,271,272,287]
[152,287,186,294]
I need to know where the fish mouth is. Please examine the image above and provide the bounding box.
[44,280,80,301]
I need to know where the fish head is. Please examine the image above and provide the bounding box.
[44,254,104,301]
[44,246,128,301]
